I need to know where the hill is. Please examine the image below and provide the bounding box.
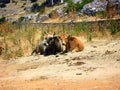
[0,0,119,23]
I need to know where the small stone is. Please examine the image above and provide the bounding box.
[116,59,120,61]
[76,73,82,75]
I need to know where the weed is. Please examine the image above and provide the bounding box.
[87,34,92,42]
[109,21,119,35]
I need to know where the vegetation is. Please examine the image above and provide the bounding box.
[0,17,6,24]
[65,0,75,13]
[75,0,94,11]
[12,0,18,4]
[96,11,108,19]
[18,16,25,23]
[0,3,6,8]
[49,10,58,18]
[65,0,94,13]
[0,0,10,3]
[109,20,119,35]
[0,19,119,60]
[31,3,39,12]
[30,0,37,3]
[31,2,45,13]
[0,22,41,60]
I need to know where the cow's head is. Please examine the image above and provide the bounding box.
[60,33,68,45]
[44,32,56,40]
[45,34,64,55]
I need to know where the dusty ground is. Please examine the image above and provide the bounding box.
[0,38,120,90]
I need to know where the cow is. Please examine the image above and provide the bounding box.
[0,46,4,55]
[44,35,64,55]
[31,32,66,56]
[31,32,55,55]
[60,34,84,52]
[43,31,55,40]
[31,40,48,55]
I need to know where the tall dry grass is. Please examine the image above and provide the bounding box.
[0,22,41,60]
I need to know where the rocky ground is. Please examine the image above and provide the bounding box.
[0,38,120,90]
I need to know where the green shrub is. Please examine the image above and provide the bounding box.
[96,11,108,18]
[75,0,94,11]
[0,3,6,8]
[65,0,75,13]
[12,0,18,5]
[65,0,94,13]
[31,2,45,13]
[31,3,39,12]
[15,48,24,57]
[30,0,37,3]
[109,21,119,35]
[63,0,69,2]
[18,16,25,22]
[0,17,6,24]
[87,34,92,42]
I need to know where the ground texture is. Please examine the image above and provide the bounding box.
[0,39,120,90]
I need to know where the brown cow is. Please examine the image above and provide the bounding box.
[60,34,84,52]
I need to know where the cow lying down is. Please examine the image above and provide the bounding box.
[31,33,64,56]
[31,40,48,55]
[31,33,84,56]
[60,34,84,52]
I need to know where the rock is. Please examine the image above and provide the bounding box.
[116,59,120,61]
[80,0,108,16]
[73,0,82,4]
[56,7,68,18]
[80,0,120,16]
[36,14,49,23]
[68,61,85,66]
[76,73,82,75]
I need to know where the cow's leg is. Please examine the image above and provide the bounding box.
[44,47,51,56]
[71,48,79,52]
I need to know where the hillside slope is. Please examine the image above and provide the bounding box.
[0,38,120,90]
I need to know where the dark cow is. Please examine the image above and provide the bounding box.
[31,40,48,55]
[44,36,64,56]
[31,32,64,56]
[31,32,54,55]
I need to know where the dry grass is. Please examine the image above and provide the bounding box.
[0,23,41,60]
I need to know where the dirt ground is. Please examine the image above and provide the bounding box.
[0,38,120,90]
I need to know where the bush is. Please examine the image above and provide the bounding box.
[0,0,10,4]
[31,2,45,13]
[65,0,75,13]
[65,0,94,12]
[39,1,46,14]
[75,0,94,11]
[18,16,25,22]
[31,3,39,12]
[49,10,58,18]
[63,0,69,2]
[0,3,6,8]
[109,21,119,35]
[96,11,108,19]
[0,17,6,23]
[30,0,37,3]
[12,0,18,5]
